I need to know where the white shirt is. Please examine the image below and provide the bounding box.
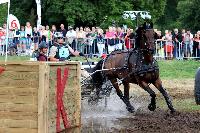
[66,30,76,38]
[25,27,33,37]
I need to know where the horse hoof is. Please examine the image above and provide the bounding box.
[148,104,156,111]
[170,108,176,114]
[126,106,135,113]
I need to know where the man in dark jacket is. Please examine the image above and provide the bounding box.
[172,29,182,58]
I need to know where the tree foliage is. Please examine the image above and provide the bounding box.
[1,0,168,29]
[177,0,200,31]
[0,3,7,26]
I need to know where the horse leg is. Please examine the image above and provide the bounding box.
[139,81,156,111]
[123,81,135,112]
[153,78,176,113]
[110,78,134,113]
[123,82,130,100]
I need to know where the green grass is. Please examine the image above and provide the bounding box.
[0,56,30,61]
[157,98,200,112]
[0,56,199,79]
[158,60,199,79]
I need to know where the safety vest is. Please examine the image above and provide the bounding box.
[55,45,70,60]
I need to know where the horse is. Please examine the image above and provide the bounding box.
[91,23,176,113]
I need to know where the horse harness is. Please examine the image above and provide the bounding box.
[101,49,159,84]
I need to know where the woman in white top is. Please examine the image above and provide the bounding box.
[25,22,32,55]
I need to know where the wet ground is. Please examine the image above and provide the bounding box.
[81,93,200,133]
[62,78,200,133]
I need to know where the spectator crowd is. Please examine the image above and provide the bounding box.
[0,22,199,60]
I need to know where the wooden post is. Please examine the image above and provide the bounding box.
[38,63,49,133]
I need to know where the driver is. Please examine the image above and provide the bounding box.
[49,33,84,61]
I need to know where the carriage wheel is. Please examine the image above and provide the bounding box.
[195,68,200,105]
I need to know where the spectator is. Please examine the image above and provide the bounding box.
[49,33,84,61]
[172,28,182,58]
[96,28,105,57]
[51,25,57,37]
[155,30,164,58]
[66,26,76,50]
[193,33,200,59]
[164,30,173,59]
[91,27,98,55]
[59,24,67,37]
[46,25,52,47]
[33,27,40,51]
[8,29,14,55]
[12,27,20,55]
[115,27,124,50]
[125,28,135,49]
[85,27,93,57]
[40,26,47,42]
[0,27,5,55]
[76,27,86,53]
[25,22,32,45]
[37,42,48,61]
[183,30,193,58]
[105,27,116,53]
[51,25,57,46]
[25,22,32,55]
[19,26,26,54]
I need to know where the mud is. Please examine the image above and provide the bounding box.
[81,95,200,133]
[80,78,200,133]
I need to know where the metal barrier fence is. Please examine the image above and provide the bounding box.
[0,36,199,60]
[155,40,200,60]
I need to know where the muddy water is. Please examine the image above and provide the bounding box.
[65,78,199,133]
[80,90,200,133]
[81,92,152,132]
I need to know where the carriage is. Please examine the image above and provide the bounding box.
[81,63,114,106]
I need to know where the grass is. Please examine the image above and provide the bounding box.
[0,56,199,79]
[158,60,199,79]
[157,98,200,112]
[0,56,30,61]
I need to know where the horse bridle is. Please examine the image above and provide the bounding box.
[140,29,155,54]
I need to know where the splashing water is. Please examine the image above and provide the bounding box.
[81,90,150,132]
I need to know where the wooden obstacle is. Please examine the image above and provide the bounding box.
[0,62,81,133]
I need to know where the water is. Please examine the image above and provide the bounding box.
[81,91,145,132]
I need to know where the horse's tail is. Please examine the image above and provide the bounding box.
[91,59,104,86]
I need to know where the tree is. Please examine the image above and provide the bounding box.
[156,0,180,31]
[10,0,37,26]
[5,0,167,29]
[0,3,8,26]
[177,0,200,31]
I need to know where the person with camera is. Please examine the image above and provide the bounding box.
[49,33,84,61]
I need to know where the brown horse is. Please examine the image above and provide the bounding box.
[91,23,175,113]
